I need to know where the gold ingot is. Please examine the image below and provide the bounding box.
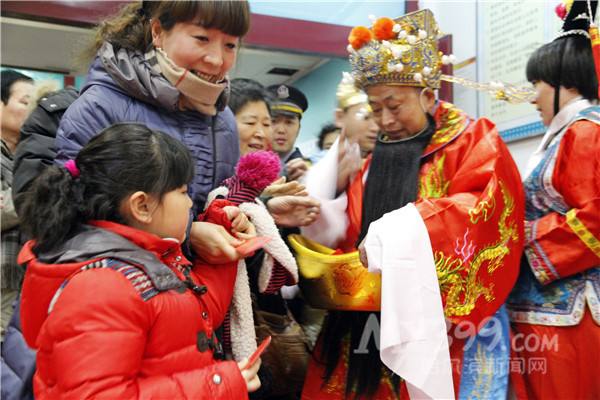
[288,234,381,311]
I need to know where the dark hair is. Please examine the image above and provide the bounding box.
[1,69,33,104]
[526,35,599,101]
[20,123,195,253]
[85,0,250,59]
[317,123,341,150]
[229,78,271,115]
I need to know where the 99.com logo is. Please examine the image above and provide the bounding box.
[445,317,559,353]
[352,313,558,354]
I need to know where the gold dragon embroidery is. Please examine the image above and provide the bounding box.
[419,153,449,199]
[436,181,519,317]
[468,184,496,224]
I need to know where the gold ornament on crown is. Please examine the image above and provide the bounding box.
[441,75,536,104]
[337,72,369,109]
[347,9,536,103]
[348,9,446,89]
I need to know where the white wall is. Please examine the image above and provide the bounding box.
[420,0,479,117]
[250,1,405,27]
[505,136,540,177]
[420,1,539,170]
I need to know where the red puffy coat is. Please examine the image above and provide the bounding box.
[19,216,246,399]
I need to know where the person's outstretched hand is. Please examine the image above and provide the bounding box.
[190,221,244,264]
[336,128,362,196]
[267,195,321,227]
[285,158,309,181]
[262,176,308,197]
[358,237,368,269]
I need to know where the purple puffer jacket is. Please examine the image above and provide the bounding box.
[55,43,240,212]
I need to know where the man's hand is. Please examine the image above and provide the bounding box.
[285,158,309,181]
[336,129,362,195]
[262,176,307,197]
[358,237,368,269]
[267,195,320,227]
[189,221,244,264]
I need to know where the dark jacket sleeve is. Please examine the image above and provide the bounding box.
[12,87,78,213]
[1,297,35,400]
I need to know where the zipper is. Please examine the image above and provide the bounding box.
[211,115,217,191]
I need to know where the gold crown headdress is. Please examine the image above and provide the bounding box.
[337,72,369,109]
[347,9,536,104]
[348,9,444,89]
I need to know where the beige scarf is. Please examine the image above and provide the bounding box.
[153,47,227,116]
[205,186,299,361]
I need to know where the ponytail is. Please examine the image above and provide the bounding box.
[19,165,83,253]
[19,123,195,254]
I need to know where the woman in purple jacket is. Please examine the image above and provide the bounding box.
[56,1,248,262]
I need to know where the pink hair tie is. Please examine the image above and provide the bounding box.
[64,160,80,178]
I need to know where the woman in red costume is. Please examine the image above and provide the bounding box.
[507,1,600,398]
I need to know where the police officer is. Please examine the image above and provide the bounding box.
[267,84,310,181]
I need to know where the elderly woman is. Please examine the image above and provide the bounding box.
[229,78,272,156]
[229,78,320,226]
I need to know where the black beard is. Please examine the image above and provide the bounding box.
[357,114,436,245]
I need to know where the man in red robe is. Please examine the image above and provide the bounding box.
[299,9,525,399]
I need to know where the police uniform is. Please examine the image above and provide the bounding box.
[266,84,310,174]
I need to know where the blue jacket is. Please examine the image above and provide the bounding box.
[1,298,35,400]
[55,43,239,212]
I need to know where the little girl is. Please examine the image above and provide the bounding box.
[17,123,260,399]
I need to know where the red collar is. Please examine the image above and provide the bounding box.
[89,220,191,266]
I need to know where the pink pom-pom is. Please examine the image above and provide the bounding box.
[235,151,281,191]
[555,3,567,20]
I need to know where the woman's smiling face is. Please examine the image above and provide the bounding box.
[152,21,239,83]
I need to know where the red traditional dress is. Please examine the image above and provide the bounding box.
[301,101,525,399]
[507,100,600,399]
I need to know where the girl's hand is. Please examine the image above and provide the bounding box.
[237,358,262,393]
[223,206,257,239]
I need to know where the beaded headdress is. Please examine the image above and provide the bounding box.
[347,9,536,104]
[555,0,597,39]
[348,9,444,89]
[556,0,600,97]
